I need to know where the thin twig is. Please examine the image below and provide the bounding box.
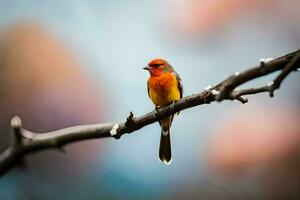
[0,49,299,176]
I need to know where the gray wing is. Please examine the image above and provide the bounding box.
[173,72,183,98]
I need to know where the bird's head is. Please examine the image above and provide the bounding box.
[143,58,173,77]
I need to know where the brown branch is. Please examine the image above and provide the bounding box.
[215,50,300,101]
[0,49,299,176]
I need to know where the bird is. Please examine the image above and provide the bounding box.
[143,58,183,164]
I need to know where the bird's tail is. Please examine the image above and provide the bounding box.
[159,127,172,165]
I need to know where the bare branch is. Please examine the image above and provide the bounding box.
[216,49,300,101]
[0,49,299,176]
[268,52,300,97]
[230,86,270,99]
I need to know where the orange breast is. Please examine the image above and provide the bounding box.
[148,72,180,106]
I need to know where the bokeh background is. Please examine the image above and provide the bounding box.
[0,0,299,199]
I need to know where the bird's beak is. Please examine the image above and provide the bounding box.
[143,66,150,71]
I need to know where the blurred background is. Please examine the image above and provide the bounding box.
[0,0,299,199]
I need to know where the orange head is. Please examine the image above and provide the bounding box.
[143,58,174,77]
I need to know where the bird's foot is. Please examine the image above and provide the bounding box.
[154,106,160,118]
[169,101,176,113]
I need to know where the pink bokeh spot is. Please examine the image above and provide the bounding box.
[206,106,300,174]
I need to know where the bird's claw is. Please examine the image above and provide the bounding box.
[169,101,176,113]
[154,106,160,118]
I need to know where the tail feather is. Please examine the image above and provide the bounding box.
[159,129,172,165]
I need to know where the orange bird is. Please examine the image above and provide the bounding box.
[143,58,183,164]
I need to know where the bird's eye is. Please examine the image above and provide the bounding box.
[153,64,161,68]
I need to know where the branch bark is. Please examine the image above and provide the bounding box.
[0,49,299,176]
